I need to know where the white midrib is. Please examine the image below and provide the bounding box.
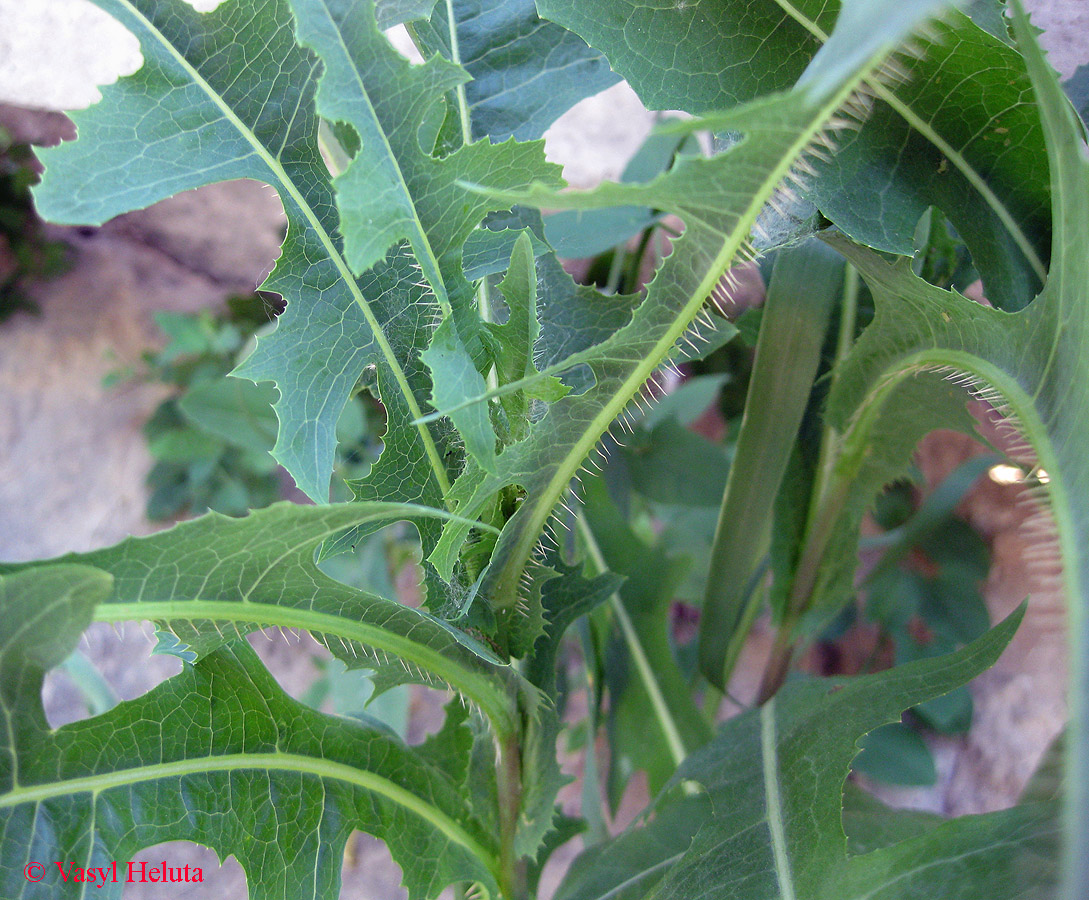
[0,752,496,877]
[93,598,515,737]
[761,699,798,900]
[115,0,451,497]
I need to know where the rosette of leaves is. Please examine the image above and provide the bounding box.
[1,1,1082,900]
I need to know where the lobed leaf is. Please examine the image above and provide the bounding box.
[538,0,1051,309]
[816,7,1089,892]
[0,566,499,899]
[0,502,527,737]
[432,0,951,656]
[556,608,1058,900]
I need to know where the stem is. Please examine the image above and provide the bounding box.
[497,733,528,900]
[577,619,610,844]
[756,626,796,705]
[622,226,656,295]
[701,683,723,723]
[756,458,853,703]
[577,517,690,769]
[603,245,627,295]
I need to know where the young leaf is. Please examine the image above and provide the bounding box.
[538,0,1050,309]
[0,568,499,899]
[422,317,499,472]
[489,233,570,439]
[434,1,950,655]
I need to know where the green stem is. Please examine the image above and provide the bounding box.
[577,619,610,844]
[497,733,528,900]
[577,516,690,769]
[622,226,656,294]
[701,683,724,724]
[603,245,627,295]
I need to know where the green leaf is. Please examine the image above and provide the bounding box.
[538,0,1051,309]
[819,9,1089,892]
[0,565,115,741]
[489,233,570,439]
[582,481,711,804]
[852,721,937,786]
[178,376,279,455]
[0,502,525,738]
[33,0,458,505]
[289,0,565,475]
[1065,64,1089,125]
[553,796,711,900]
[291,0,556,301]
[0,598,499,900]
[541,122,697,258]
[422,317,498,472]
[433,3,937,651]
[840,781,943,855]
[544,207,663,260]
[642,374,728,430]
[414,0,619,143]
[375,0,437,28]
[699,240,843,688]
[557,608,1058,900]
[147,425,224,463]
[463,209,552,281]
[623,420,730,508]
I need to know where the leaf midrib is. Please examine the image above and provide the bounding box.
[761,699,798,900]
[844,341,1078,605]
[95,599,515,736]
[0,751,496,876]
[773,0,1048,283]
[116,0,451,497]
[493,67,874,608]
